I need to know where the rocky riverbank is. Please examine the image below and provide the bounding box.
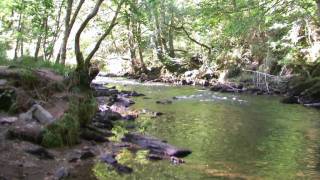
[0,66,192,179]
[115,69,320,109]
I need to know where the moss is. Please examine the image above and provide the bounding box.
[41,96,97,148]
[42,113,80,148]
[20,70,40,89]
[78,96,97,127]
[93,162,118,180]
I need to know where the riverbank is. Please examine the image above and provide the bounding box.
[113,68,320,109]
[0,62,191,179]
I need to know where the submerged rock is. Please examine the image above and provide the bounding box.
[100,153,133,174]
[281,96,299,104]
[80,129,109,143]
[156,100,173,105]
[122,133,191,158]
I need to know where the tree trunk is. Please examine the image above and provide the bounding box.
[14,11,23,60]
[316,0,320,22]
[137,23,146,71]
[73,0,123,87]
[168,12,175,58]
[42,16,49,61]
[48,0,65,61]
[151,3,164,62]
[34,36,42,60]
[56,0,85,65]
[60,0,73,65]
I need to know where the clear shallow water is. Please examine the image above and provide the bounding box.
[94,77,320,180]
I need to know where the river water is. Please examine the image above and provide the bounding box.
[93,77,320,180]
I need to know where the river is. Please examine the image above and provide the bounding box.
[92,77,320,180]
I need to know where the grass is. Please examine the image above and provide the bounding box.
[42,95,97,148]
[0,56,74,76]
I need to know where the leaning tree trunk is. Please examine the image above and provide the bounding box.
[73,0,123,87]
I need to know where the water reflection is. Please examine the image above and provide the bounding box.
[93,78,320,180]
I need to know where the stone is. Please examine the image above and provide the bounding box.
[80,129,108,143]
[80,150,95,160]
[7,123,43,144]
[170,156,185,165]
[156,100,173,104]
[24,147,54,160]
[281,96,299,104]
[33,104,55,124]
[19,104,55,125]
[54,167,69,180]
[148,154,163,160]
[114,164,133,174]
[0,79,7,86]
[122,133,192,158]
[0,117,18,125]
[101,154,117,165]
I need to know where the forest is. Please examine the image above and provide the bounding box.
[0,0,320,179]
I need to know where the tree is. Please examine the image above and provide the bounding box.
[56,0,85,65]
[74,0,124,87]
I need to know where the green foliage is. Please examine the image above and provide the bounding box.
[93,162,119,180]
[77,96,97,127]
[110,125,128,142]
[42,95,97,148]
[42,113,80,148]
[20,70,39,89]
[0,57,73,76]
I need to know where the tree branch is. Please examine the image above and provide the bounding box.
[75,0,104,67]
[84,0,124,65]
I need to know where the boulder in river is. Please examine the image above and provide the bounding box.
[122,133,192,158]
[281,96,299,104]
[100,153,133,174]
[156,100,173,105]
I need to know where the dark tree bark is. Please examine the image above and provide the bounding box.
[34,36,42,59]
[74,0,123,87]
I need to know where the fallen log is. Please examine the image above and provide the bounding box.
[122,133,191,158]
